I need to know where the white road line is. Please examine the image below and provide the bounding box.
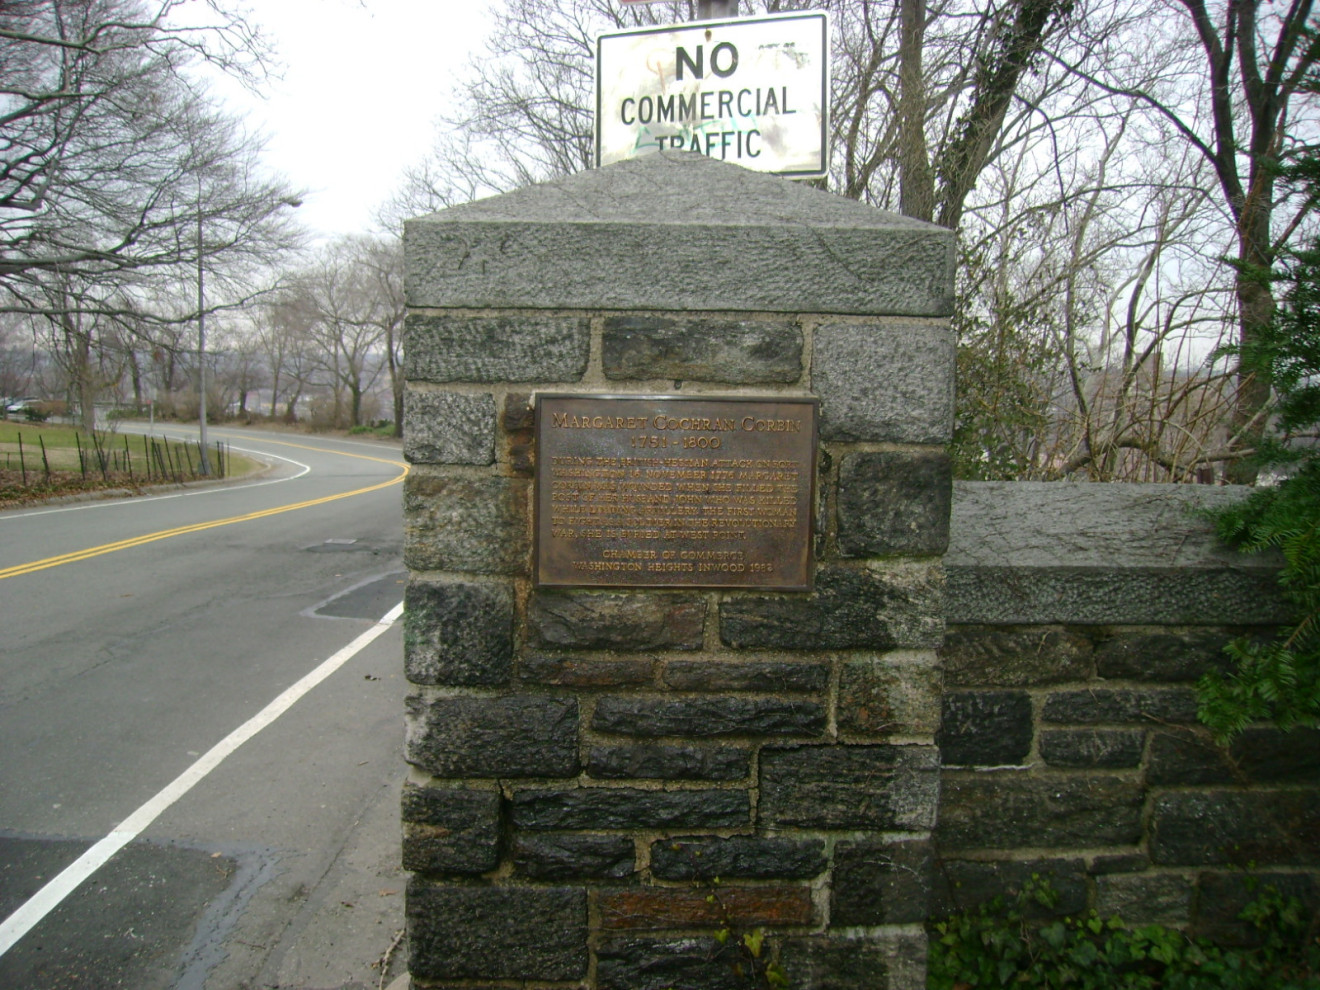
[0,600,405,959]
[0,447,312,520]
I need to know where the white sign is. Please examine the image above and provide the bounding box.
[595,12,830,177]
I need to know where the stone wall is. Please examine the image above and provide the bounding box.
[938,481,1318,940]
[401,153,956,990]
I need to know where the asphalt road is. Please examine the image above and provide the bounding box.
[0,426,411,989]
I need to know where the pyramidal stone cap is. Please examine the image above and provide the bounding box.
[405,151,954,316]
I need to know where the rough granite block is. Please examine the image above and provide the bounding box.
[837,655,941,738]
[938,690,1033,766]
[400,785,501,875]
[602,316,803,382]
[404,694,579,778]
[403,474,528,574]
[597,936,745,990]
[591,696,826,738]
[529,590,706,651]
[511,787,749,830]
[1095,873,1194,927]
[837,450,952,556]
[587,744,751,781]
[404,579,513,686]
[939,625,1095,687]
[402,389,495,464]
[831,838,934,925]
[930,857,1088,919]
[1149,790,1320,866]
[650,835,827,880]
[1039,729,1145,769]
[405,313,589,382]
[407,881,587,981]
[759,745,940,830]
[781,935,926,990]
[813,322,954,443]
[512,834,636,880]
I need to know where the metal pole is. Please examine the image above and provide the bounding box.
[697,0,737,18]
[196,192,211,476]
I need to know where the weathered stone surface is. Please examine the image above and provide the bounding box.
[529,590,706,651]
[403,390,495,464]
[592,696,826,738]
[1146,730,1234,786]
[511,787,749,830]
[938,772,1143,850]
[602,316,803,383]
[597,936,744,990]
[512,834,635,880]
[405,314,589,382]
[930,857,1089,919]
[403,474,528,574]
[1232,726,1320,783]
[405,152,955,316]
[502,391,535,474]
[1149,790,1320,866]
[520,654,655,687]
[1089,852,1152,875]
[404,580,513,686]
[837,451,952,556]
[946,482,1287,625]
[831,838,934,925]
[599,885,814,930]
[938,691,1033,766]
[780,936,924,990]
[405,695,579,778]
[400,785,501,875]
[407,881,587,981]
[939,625,1095,687]
[1042,688,1198,725]
[759,745,940,830]
[650,836,827,880]
[662,659,830,693]
[814,322,955,443]
[1093,629,1237,682]
[720,564,943,650]
[588,744,750,781]
[838,655,941,738]
[1039,729,1145,769]
[1094,873,1193,927]
[1193,872,1319,947]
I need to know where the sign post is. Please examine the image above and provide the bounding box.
[595,12,829,177]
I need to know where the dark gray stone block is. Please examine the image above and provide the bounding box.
[837,450,952,556]
[528,590,706,651]
[592,696,826,738]
[662,659,830,693]
[719,565,943,650]
[403,474,528,574]
[406,880,587,981]
[831,838,934,925]
[597,936,744,990]
[838,656,941,738]
[1095,873,1193,927]
[400,785,501,875]
[1149,790,1320,866]
[602,316,803,383]
[588,744,750,781]
[511,787,749,830]
[1147,731,1235,786]
[404,579,513,686]
[940,625,1095,687]
[1042,688,1198,724]
[512,834,636,880]
[650,836,827,880]
[405,152,955,316]
[938,772,1143,850]
[938,690,1033,766]
[405,314,589,382]
[759,745,940,830]
[930,857,1088,919]
[402,389,495,464]
[946,482,1287,625]
[780,936,923,990]
[1232,726,1320,783]
[814,323,955,443]
[404,695,579,778]
[1039,729,1145,769]
[1093,629,1237,681]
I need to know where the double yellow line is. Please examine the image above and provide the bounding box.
[0,439,408,582]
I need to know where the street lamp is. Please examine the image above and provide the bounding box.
[196,193,302,475]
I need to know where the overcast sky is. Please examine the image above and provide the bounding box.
[207,1,495,241]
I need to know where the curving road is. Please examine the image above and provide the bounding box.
[0,427,411,989]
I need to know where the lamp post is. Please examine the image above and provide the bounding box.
[196,193,301,475]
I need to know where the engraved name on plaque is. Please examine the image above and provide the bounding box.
[535,394,818,589]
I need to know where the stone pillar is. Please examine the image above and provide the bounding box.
[401,152,955,990]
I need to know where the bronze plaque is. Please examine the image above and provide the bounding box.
[535,394,818,589]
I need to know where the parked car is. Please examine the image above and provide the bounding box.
[4,397,43,419]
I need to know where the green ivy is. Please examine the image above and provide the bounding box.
[928,876,1319,989]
